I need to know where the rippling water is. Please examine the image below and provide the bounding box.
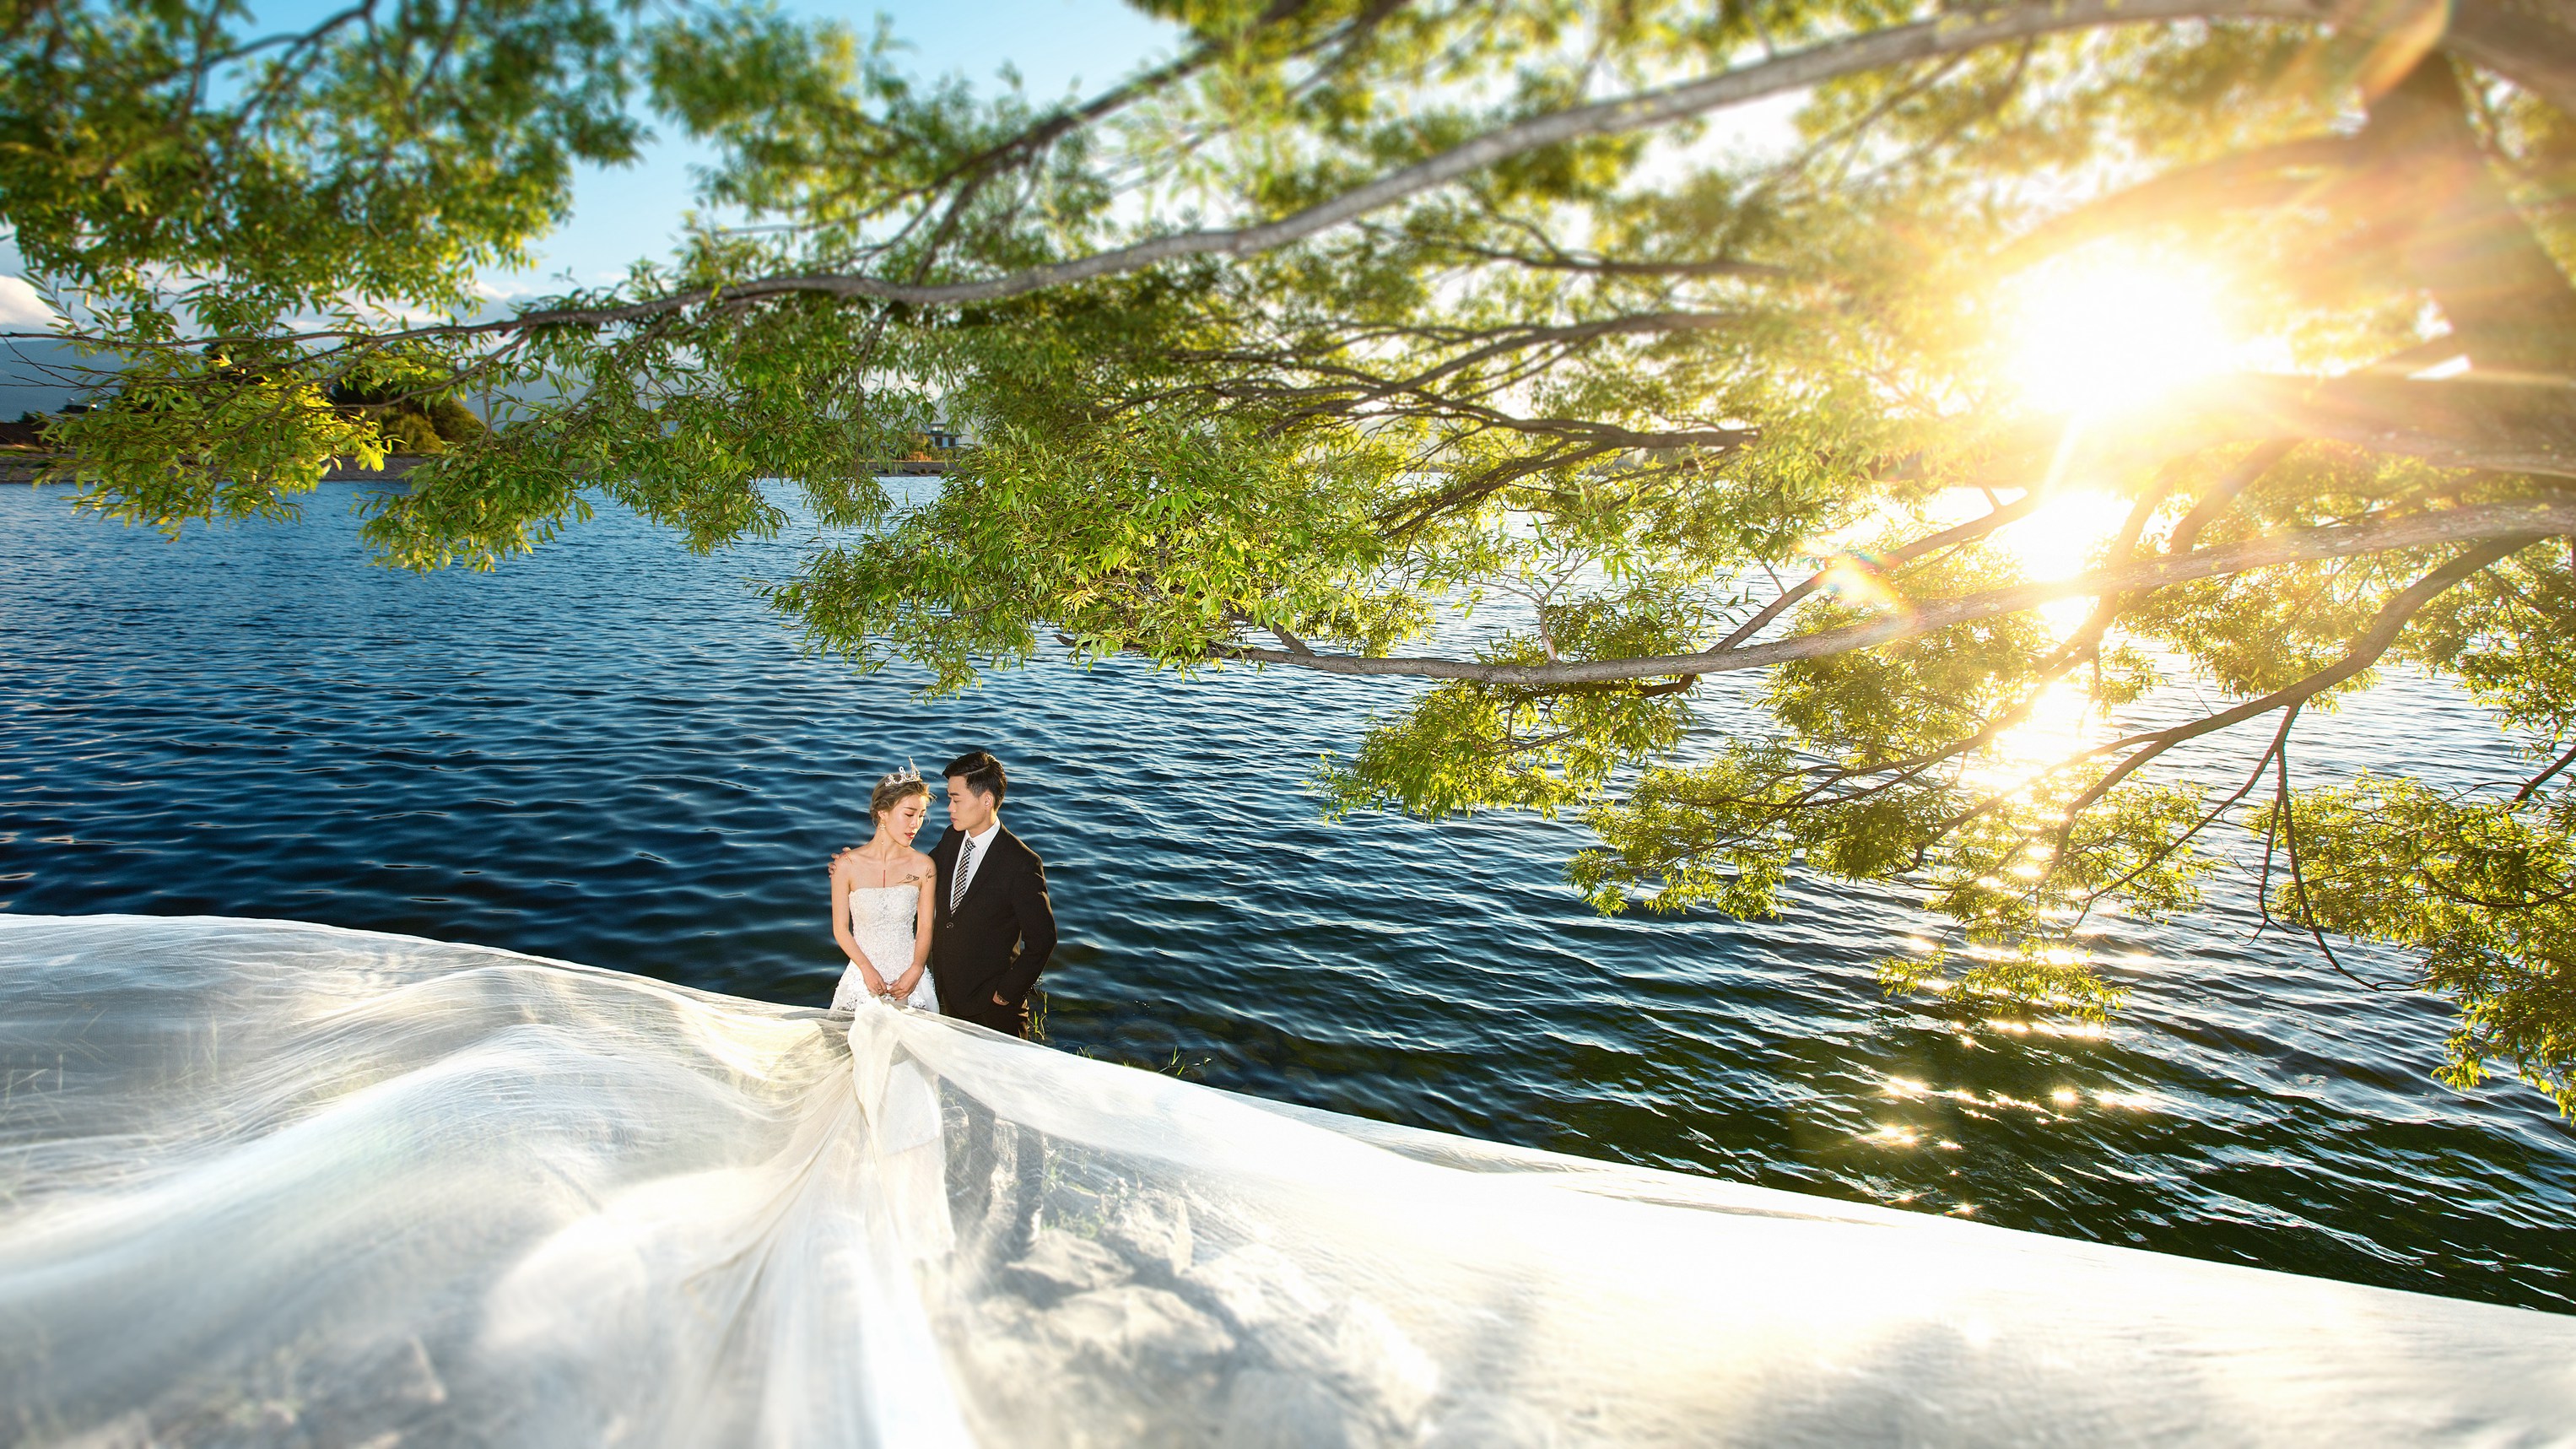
[3,483,2568,1311]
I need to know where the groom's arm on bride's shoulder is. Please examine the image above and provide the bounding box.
[992,851,1058,1005]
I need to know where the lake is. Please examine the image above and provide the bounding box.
[2,481,2568,1311]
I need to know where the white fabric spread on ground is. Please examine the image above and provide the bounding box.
[1,915,2569,1448]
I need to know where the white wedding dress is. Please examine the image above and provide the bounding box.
[832,883,939,1014]
[3,913,2574,1448]
[831,884,951,1268]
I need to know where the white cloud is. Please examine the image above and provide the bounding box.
[0,275,60,328]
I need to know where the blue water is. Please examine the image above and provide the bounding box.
[3,483,2569,1311]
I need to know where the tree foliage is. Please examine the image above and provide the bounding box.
[10,0,2576,1109]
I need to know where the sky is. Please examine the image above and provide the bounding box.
[501,0,1186,290]
[0,0,1185,414]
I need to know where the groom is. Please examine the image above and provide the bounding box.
[928,750,1056,1037]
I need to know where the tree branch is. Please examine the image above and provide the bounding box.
[2041,533,2534,831]
[1996,137,2366,268]
[1414,236,1790,280]
[2276,745,2417,992]
[1710,490,2047,652]
[2072,701,2308,915]
[2021,373,2576,482]
[2444,0,2576,118]
[2514,738,2576,803]
[1217,498,2576,685]
[229,0,2352,338]
[2165,439,2296,555]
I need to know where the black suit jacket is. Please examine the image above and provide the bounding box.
[928,825,1056,1033]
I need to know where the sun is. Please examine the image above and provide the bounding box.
[2004,252,2238,416]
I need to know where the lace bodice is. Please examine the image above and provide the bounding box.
[834,883,936,1013]
[847,881,917,938]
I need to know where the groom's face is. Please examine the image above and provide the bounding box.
[946,777,995,834]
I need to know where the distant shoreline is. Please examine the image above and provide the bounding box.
[0,453,954,484]
[0,452,434,485]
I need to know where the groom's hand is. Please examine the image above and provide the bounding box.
[991,992,1008,1006]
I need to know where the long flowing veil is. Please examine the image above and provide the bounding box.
[3,915,2570,1446]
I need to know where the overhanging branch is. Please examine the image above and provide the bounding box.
[519,2,2353,315]
[2044,533,2535,826]
[1217,498,2576,686]
[54,0,2347,352]
[17,0,2571,358]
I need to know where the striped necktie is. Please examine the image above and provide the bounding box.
[951,835,976,912]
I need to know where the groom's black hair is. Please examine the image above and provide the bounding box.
[943,750,1007,804]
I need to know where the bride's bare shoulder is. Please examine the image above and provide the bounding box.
[903,847,937,883]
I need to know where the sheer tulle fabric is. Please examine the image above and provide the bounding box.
[2,915,2570,1447]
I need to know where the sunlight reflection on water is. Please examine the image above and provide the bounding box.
[0,482,2569,1312]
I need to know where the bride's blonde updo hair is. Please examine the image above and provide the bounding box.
[870,761,930,821]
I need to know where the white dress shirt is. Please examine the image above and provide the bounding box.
[951,820,1002,905]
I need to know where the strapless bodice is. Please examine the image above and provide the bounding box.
[847,883,916,934]
[835,883,936,1013]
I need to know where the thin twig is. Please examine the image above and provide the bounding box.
[2276,745,2415,992]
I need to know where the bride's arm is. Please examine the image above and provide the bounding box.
[830,857,889,995]
[893,862,935,996]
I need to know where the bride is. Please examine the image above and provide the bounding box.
[831,764,938,1013]
[826,763,956,1272]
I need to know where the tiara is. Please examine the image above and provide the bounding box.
[878,759,921,788]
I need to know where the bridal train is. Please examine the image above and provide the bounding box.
[3,914,2571,1447]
